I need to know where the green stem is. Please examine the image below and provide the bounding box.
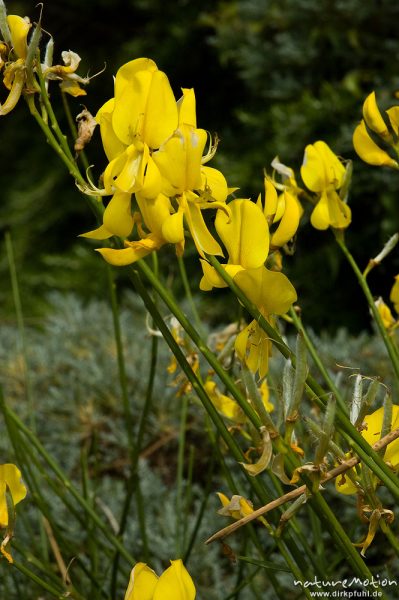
[207,255,399,501]
[335,233,399,382]
[106,265,134,451]
[136,258,262,430]
[0,388,136,566]
[177,255,205,335]
[34,57,76,164]
[176,394,189,557]
[11,560,70,599]
[4,231,35,432]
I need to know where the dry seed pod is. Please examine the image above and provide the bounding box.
[74,108,97,152]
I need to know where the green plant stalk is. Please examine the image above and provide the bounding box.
[106,265,134,452]
[5,231,35,432]
[183,451,215,563]
[282,449,375,581]
[3,403,121,595]
[177,255,205,335]
[208,255,399,500]
[0,388,136,566]
[109,329,159,598]
[335,234,399,381]
[133,262,366,580]
[136,258,263,430]
[80,448,100,600]
[308,492,383,595]
[125,270,314,589]
[34,56,76,164]
[176,394,189,557]
[11,559,73,599]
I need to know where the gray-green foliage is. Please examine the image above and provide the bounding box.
[0,292,277,599]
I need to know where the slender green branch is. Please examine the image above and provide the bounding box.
[335,233,399,382]
[0,388,136,566]
[207,255,399,501]
[5,231,35,432]
[177,255,205,335]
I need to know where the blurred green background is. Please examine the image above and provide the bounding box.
[2,0,399,331]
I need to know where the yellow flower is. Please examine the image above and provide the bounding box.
[389,274,399,315]
[217,492,254,520]
[43,50,90,97]
[153,123,227,257]
[353,120,398,168]
[301,141,351,230]
[124,559,196,600]
[0,463,27,528]
[200,199,297,376]
[0,15,31,115]
[375,297,396,330]
[353,92,399,169]
[336,405,399,495]
[204,380,244,423]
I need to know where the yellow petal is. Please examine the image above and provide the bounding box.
[353,121,398,168]
[263,178,278,219]
[113,59,177,148]
[362,405,399,468]
[200,166,228,203]
[96,98,126,162]
[204,380,243,422]
[124,562,158,600]
[386,106,399,136]
[153,560,196,600]
[177,88,197,127]
[199,260,228,291]
[162,210,185,244]
[363,92,389,137]
[0,464,27,527]
[310,190,351,230]
[234,266,297,315]
[215,199,269,268]
[103,191,133,237]
[7,15,30,59]
[335,469,359,495]
[185,201,223,257]
[301,141,345,192]
[79,224,113,240]
[60,79,87,97]
[271,190,301,247]
[389,275,399,314]
[375,297,395,329]
[136,192,173,237]
[96,236,162,266]
[235,320,271,378]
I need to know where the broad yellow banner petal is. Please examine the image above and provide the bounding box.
[234,266,297,315]
[153,560,196,600]
[215,199,269,268]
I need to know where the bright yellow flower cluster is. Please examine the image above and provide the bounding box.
[83,58,228,264]
[353,91,399,169]
[124,559,195,600]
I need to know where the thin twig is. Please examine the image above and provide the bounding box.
[206,428,399,545]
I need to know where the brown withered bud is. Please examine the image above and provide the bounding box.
[74,107,97,153]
